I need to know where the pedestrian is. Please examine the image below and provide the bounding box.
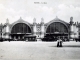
[59,38,62,47]
[57,38,63,47]
[57,38,60,47]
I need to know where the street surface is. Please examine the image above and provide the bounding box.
[0,41,80,60]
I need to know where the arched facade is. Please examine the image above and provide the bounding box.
[2,17,79,41]
[10,18,32,33]
[45,17,69,33]
[46,22,68,33]
[43,17,69,41]
[9,18,35,41]
[11,23,31,34]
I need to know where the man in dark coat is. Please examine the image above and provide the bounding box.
[57,38,62,47]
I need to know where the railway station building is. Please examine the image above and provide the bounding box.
[0,16,79,41]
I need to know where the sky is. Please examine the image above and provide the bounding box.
[0,0,80,24]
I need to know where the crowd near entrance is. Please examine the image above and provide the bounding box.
[42,33,69,41]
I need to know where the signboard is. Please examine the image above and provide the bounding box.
[54,32,59,34]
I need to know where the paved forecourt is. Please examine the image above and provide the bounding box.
[0,41,80,60]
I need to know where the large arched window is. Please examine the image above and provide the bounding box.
[46,22,68,33]
[11,23,31,33]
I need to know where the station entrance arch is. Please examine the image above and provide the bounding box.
[10,23,33,41]
[45,22,69,41]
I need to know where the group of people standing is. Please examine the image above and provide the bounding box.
[57,38,63,47]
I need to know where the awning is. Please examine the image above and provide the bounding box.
[24,35,36,38]
[10,33,32,35]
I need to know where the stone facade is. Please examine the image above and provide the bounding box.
[0,17,80,41]
[69,17,79,39]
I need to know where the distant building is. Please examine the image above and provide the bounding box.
[0,23,3,39]
[0,16,79,41]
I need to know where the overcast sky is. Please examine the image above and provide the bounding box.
[0,0,80,24]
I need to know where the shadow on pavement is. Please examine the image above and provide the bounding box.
[49,45,80,48]
[63,45,80,47]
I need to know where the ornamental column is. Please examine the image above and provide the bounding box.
[33,18,37,36]
[5,18,10,39]
[69,17,74,40]
[40,18,45,38]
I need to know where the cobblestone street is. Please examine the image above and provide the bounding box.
[0,41,80,60]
